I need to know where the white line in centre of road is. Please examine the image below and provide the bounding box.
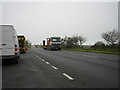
[62,73,74,81]
[37,56,39,58]
[39,57,41,59]
[83,55,98,59]
[52,66,58,70]
[42,59,44,61]
[46,62,49,64]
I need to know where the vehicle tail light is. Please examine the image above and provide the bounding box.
[15,44,17,51]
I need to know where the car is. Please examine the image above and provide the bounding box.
[0,25,20,64]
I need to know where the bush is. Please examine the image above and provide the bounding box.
[91,41,105,50]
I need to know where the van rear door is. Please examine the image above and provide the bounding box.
[2,26,14,56]
[0,26,2,56]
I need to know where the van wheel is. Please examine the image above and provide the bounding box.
[59,48,61,51]
[51,48,53,51]
[14,56,20,64]
[23,50,26,53]
[14,59,18,64]
[51,48,54,51]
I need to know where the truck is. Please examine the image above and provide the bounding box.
[17,35,27,53]
[43,37,62,51]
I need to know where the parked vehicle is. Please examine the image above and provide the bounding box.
[1,25,20,64]
[43,37,62,51]
[17,35,26,53]
[35,44,39,48]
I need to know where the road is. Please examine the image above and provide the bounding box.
[2,46,118,88]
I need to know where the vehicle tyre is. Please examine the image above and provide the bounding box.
[59,48,61,51]
[14,56,20,64]
[20,50,22,54]
[21,49,24,54]
[24,50,26,53]
[14,58,18,64]
[51,48,53,51]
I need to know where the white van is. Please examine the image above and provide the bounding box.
[0,25,20,64]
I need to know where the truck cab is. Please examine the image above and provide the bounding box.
[47,37,62,51]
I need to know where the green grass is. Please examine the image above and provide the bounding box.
[62,47,120,55]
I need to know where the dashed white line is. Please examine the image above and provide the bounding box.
[83,55,98,59]
[33,52,74,81]
[37,56,39,58]
[42,59,44,61]
[38,57,41,59]
[46,62,49,64]
[52,66,58,70]
[62,73,74,81]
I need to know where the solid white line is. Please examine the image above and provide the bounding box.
[42,59,44,61]
[52,66,58,70]
[62,73,74,81]
[46,62,49,64]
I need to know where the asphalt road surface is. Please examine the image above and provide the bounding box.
[2,46,118,88]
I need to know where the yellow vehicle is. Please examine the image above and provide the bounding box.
[17,35,27,53]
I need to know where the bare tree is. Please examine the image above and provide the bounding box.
[101,29,119,46]
[66,37,74,48]
[26,40,31,48]
[72,34,79,47]
[62,35,87,48]
[78,36,86,47]
[62,36,67,47]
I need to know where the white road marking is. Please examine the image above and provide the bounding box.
[42,59,44,61]
[62,73,74,81]
[33,53,36,56]
[83,55,98,59]
[39,57,41,59]
[35,55,38,57]
[37,56,39,58]
[52,66,58,70]
[46,62,49,64]
[32,53,42,59]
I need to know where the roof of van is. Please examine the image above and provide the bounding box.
[0,25,13,27]
[0,25,15,30]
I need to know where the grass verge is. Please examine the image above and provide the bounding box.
[62,48,120,55]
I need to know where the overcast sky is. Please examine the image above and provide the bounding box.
[1,1,118,45]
